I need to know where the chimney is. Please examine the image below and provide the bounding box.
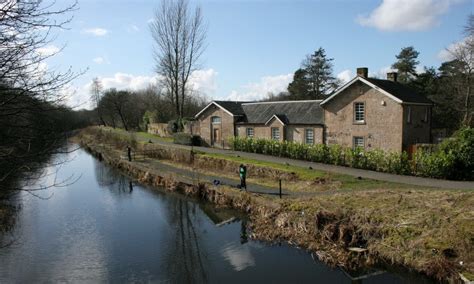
[356,67,368,78]
[387,72,398,82]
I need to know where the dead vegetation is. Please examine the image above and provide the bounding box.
[76,127,474,282]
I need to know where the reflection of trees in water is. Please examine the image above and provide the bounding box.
[163,198,208,283]
[0,195,19,248]
[93,160,132,194]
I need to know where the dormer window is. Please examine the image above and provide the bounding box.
[354,102,365,123]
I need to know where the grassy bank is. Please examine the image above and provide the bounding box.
[76,127,474,282]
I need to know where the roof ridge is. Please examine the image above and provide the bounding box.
[242,100,322,105]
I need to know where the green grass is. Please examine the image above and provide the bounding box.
[101,126,174,143]
[96,127,438,192]
[136,131,174,142]
[197,152,436,191]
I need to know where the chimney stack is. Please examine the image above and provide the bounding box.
[356,67,368,78]
[387,72,398,82]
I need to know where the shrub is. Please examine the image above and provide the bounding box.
[173,132,201,146]
[365,149,386,171]
[229,133,472,180]
[167,119,184,134]
[438,127,474,180]
[328,144,343,165]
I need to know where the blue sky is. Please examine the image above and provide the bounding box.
[44,0,473,108]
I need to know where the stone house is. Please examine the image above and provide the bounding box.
[194,68,433,152]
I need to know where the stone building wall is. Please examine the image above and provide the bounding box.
[323,81,404,152]
[196,105,235,147]
[236,124,324,144]
[285,125,324,144]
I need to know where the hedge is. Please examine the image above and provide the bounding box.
[230,127,474,180]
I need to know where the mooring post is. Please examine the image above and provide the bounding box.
[279,179,282,199]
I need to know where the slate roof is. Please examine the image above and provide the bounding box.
[365,78,433,104]
[205,100,324,125]
[213,100,246,115]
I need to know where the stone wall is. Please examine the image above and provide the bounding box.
[323,81,404,152]
[148,123,170,137]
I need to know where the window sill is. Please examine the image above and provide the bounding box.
[353,121,366,125]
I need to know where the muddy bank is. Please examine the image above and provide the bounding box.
[75,130,468,283]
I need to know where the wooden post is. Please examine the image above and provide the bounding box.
[279,179,282,199]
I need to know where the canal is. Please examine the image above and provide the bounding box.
[0,147,432,283]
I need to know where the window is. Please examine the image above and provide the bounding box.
[271,127,280,140]
[354,102,365,123]
[246,127,254,138]
[353,136,364,149]
[305,128,314,144]
[407,106,411,124]
[423,107,429,123]
[211,116,221,124]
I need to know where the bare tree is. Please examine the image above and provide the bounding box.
[90,77,106,126]
[0,0,82,192]
[447,15,474,126]
[150,0,206,120]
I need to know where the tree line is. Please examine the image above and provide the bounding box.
[267,15,473,132]
[0,1,95,192]
[89,80,207,132]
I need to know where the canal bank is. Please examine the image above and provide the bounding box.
[75,127,474,283]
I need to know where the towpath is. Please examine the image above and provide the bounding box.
[130,131,474,190]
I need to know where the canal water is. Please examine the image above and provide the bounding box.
[0,147,432,283]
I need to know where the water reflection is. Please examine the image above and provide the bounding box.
[162,199,209,283]
[94,160,132,195]
[0,147,434,283]
[222,242,256,271]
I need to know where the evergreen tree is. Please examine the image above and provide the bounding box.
[303,47,339,99]
[392,46,420,83]
[286,47,339,100]
[287,68,310,99]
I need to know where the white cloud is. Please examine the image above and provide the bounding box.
[336,69,353,84]
[36,45,60,56]
[93,57,106,64]
[68,69,218,109]
[437,37,471,62]
[368,66,396,79]
[82,28,108,37]
[100,73,159,90]
[357,0,461,31]
[226,73,292,101]
[188,69,218,96]
[147,18,155,24]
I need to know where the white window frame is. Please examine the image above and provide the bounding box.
[271,127,280,141]
[354,102,365,123]
[353,136,364,149]
[246,127,254,138]
[305,128,314,144]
